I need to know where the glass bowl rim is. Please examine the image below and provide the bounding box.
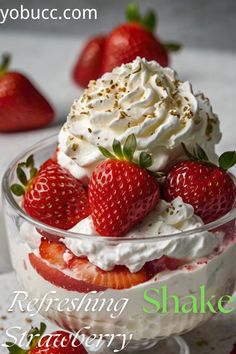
[2,134,236,244]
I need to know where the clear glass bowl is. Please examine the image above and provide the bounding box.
[2,135,236,354]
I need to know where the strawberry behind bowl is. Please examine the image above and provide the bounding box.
[73,2,181,87]
[0,54,54,133]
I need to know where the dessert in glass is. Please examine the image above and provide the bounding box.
[2,58,236,353]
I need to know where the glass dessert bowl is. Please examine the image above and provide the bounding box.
[2,135,236,354]
[2,57,236,353]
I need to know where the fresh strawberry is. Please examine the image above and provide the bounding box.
[0,54,54,133]
[100,3,180,75]
[39,238,73,269]
[163,144,236,224]
[11,155,90,230]
[73,4,180,87]
[29,252,107,293]
[100,23,167,74]
[88,134,160,236]
[70,257,148,289]
[72,36,106,88]
[6,322,87,353]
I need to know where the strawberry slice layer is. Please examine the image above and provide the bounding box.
[29,253,107,293]
[69,258,148,289]
[30,239,185,292]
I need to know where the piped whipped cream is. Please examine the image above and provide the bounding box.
[58,57,221,178]
[62,197,222,272]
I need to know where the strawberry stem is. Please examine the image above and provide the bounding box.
[0,53,11,77]
[182,142,236,170]
[164,42,181,52]
[126,2,157,32]
[99,134,153,171]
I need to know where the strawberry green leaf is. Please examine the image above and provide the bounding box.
[5,342,28,354]
[123,134,137,161]
[142,9,156,32]
[139,152,152,169]
[16,166,28,186]
[27,322,46,349]
[99,146,116,159]
[26,155,34,168]
[0,53,10,76]
[11,184,25,196]
[196,144,209,162]
[164,42,181,52]
[18,162,26,168]
[113,139,123,159]
[126,2,141,23]
[30,167,38,180]
[219,151,236,170]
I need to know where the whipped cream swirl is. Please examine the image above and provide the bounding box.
[62,197,222,272]
[58,57,221,178]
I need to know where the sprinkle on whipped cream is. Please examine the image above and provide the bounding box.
[58,57,221,178]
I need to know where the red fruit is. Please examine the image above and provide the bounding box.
[0,54,54,132]
[70,257,148,289]
[73,36,106,88]
[39,238,72,269]
[89,158,160,236]
[24,162,90,229]
[29,253,106,293]
[11,156,90,230]
[163,160,236,224]
[31,330,87,354]
[100,23,168,75]
[6,322,87,354]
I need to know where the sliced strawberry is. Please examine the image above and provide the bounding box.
[29,253,107,293]
[69,258,148,289]
[39,238,71,269]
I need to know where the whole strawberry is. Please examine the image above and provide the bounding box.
[163,144,236,224]
[11,156,90,230]
[88,134,160,236]
[73,3,180,87]
[6,322,87,354]
[0,54,54,133]
[73,36,106,88]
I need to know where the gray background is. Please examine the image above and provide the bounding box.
[0,0,236,52]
